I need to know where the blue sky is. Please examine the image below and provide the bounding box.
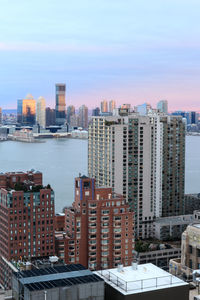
[1,0,200,110]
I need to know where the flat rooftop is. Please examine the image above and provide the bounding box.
[95,263,188,295]
[14,264,103,292]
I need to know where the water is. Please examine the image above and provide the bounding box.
[0,136,199,212]
[0,138,88,212]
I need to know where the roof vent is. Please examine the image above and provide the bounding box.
[132,261,138,270]
[117,264,123,272]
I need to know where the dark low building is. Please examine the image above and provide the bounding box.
[12,264,104,300]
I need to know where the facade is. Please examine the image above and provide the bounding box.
[55,83,66,125]
[88,110,185,238]
[96,263,188,300]
[185,194,200,214]
[36,96,46,128]
[100,100,108,113]
[78,105,88,129]
[12,264,104,300]
[109,100,116,113]
[0,171,55,288]
[46,107,56,126]
[55,175,134,270]
[157,100,168,114]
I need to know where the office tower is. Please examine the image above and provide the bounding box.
[18,94,36,126]
[78,105,88,129]
[70,114,78,128]
[157,100,168,114]
[56,175,134,269]
[100,100,108,113]
[88,110,185,238]
[92,107,100,116]
[46,107,56,126]
[0,171,55,287]
[66,105,75,125]
[136,103,152,115]
[55,83,66,125]
[109,100,116,113]
[0,107,2,124]
[36,96,46,128]
[190,111,198,124]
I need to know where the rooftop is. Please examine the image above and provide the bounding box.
[95,263,187,295]
[14,264,103,292]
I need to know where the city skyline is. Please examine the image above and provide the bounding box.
[1,0,200,110]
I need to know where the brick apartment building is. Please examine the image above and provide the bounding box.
[0,170,55,288]
[55,175,134,270]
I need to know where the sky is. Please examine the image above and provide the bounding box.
[1,0,200,110]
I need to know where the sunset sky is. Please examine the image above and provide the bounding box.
[1,0,200,110]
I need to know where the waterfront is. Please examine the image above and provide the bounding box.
[0,136,199,212]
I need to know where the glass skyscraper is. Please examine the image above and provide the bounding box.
[55,84,66,125]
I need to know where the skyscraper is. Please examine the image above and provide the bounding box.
[18,94,36,126]
[109,100,116,113]
[36,96,46,128]
[92,107,100,116]
[55,83,66,125]
[0,107,2,125]
[100,100,108,113]
[78,105,88,129]
[46,107,56,126]
[88,110,185,238]
[157,100,168,114]
[136,103,152,115]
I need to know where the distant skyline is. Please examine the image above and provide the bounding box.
[1,0,200,110]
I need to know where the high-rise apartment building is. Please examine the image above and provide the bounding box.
[78,105,88,129]
[0,170,55,278]
[55,84,66,125]
[36,96,46,128]
[157,100,168,114]
[136,103,152,115]
[109,100,116,113]
[56,175,134,270]
[88,109,185,238]
[101,100,108,113]
[17,95,36,126]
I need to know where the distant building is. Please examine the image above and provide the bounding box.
[66,105,75,126]
[157,100,168,114]
[55,175,134,270]
[17,95,36,126]
[100,100,108,113]
[136,103,152,115]
[78,105,88,129]
[184,194,200,214]
[70,114,78,128]
[36,96,46,128]
[46,107,56,126]
[120,104,131,109]
[12,264,104,300]
[0,171,55,288]
[92,107,100,116]
[96,263,188,300]
[0,107,2,124]
[109,100,116,113]
[55,83,66,125]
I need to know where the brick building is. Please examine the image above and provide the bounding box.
[55,175,134,270]
[0,171,55,288]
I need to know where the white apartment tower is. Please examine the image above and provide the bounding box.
[36,96,46,128]
[88,109,185,238]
